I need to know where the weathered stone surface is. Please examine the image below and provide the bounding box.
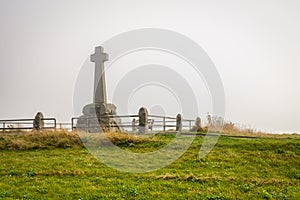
[91,46,108,104]
[77,102,123,133]
[138,107,148,134]
[176,113,182,132]
[76,46,122,133]
[33,112,44,130]
[195,117,201,127]
[77,115,101,133]
[132,118,137,133]
[82,103,117,116]
[191,117,202,132]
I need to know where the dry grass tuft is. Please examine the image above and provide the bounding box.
[0,131,164,150]
[0,130,83,150]
[221,129,300,139]
[77,131,164,148]
[155,173,179,180]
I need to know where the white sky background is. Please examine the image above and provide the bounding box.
[0,0,299,133]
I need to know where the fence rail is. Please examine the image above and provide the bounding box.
[0,115,198,133]
[0,113,261,134]
[0,118,56,132]
[70,114,196,133]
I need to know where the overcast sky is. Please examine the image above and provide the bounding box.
[0,0,299,133]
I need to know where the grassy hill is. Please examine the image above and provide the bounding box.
[0,131,299,199]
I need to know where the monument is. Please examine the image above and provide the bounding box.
[77,46,122,132]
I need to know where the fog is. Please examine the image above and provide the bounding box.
[0,0,299,133]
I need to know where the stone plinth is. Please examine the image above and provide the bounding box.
[76,103,123,133]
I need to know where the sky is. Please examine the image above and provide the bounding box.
[0,0,299,133]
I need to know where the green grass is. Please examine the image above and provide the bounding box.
[0,132,299,199]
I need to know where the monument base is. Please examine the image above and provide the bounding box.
[76,102,123,133]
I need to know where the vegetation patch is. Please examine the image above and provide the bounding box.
[0,132,299,199]
[0,131,83,150]
[0,131,175,150]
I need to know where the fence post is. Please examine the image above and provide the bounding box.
[71,118,74,130]
[189,120,191,130]
[162,117,165,132]
[132,118,137,133]
[2,122,5,132]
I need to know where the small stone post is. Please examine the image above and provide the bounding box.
[176,113,182,132]
[195,117,201,128]
[207,114,212,127]
[132,118,137,133]
[33,112,44,130]
[191,117,202,132]
[138,107,148,134]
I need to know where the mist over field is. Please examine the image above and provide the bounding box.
[0,0,299,133]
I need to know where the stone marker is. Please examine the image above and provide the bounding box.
[176,113,182,132]
[195,117,201,128]
[191,117,202,132]
[132,118,137,133]
[207,114,212,127]
[33,112,44,130]
[77,46,122,132]
[138,107,148,134]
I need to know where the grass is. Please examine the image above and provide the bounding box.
[0,131,299,199]
[184,127,300,139]
[0,131,82,150]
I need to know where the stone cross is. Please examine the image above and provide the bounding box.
[90,46,109,104]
